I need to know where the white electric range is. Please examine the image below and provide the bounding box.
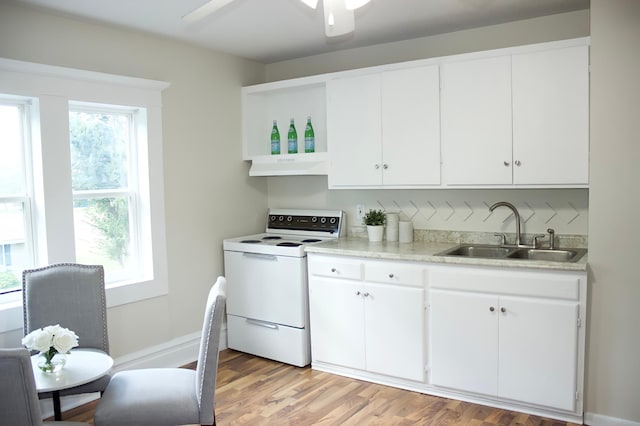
[223,208,345,367]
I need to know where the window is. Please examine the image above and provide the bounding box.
[0,58,169,331]
[69,105,142,284]
[0,100,33,295]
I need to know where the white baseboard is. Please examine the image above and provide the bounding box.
[39,327,228,419]
[585,412,640,426]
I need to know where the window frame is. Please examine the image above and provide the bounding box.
[0,98,36,298]
[0,58,170,333]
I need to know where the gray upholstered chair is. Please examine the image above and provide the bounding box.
[94,276,227,426]
[22,264,111,403]
[0,348,89,426]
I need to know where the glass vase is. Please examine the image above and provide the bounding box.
[38,352,67,374]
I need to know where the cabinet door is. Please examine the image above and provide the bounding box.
[365,283,425,381]
[308,277,365,369]
[430,290,499,395]
[441,56,513,185]
[381,65,441,186]
[498,296,579,411]
[327,74,382,187]
[512,46,589,185]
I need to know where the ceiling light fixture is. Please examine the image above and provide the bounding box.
[301,0,370,37]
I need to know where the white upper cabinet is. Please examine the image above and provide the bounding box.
[441,43,589,187]
[241,38,589,186]
[441,56,513,185]
[327,65,441,188]
[512,45,589,185]
[327,74,382,186]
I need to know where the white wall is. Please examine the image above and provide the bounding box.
[587,1,640,424]
[0,2,267,356]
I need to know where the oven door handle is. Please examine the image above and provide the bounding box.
[242,252,278,261]
[246,318,279,330]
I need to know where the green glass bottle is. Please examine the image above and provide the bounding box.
[287,118,298,154]
[304,116,315,153]
[270,120,280,155]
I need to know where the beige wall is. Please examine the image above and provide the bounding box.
[266,10,590,81]
[0,3,267,356]
[587,0,640,423]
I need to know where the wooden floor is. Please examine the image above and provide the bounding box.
[54,349,582,425]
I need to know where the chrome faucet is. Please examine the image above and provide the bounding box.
[489,201,523,247]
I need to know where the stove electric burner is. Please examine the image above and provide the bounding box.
[301,239,321,243]
[262,236,282,240]
[241,240,262,244]
[277,242,303,247]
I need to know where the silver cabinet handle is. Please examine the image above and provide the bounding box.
[500,307,506,313]
[356,290,361,296]
[504,161,510,166]
[374,164,380,170]
[490,306,495,312]
[331,268,337,273]
[246,319,278,329]
[515,160,521,166]
[363,292,370,297]
[388,273,394,278]
[383,164,388,170]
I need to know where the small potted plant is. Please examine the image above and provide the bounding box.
[363,209,386,242]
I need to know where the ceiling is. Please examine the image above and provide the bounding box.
[14,0,589,64]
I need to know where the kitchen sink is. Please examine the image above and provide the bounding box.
[439,245,514,258]
[435,244,587,263]
[507,248,587,262]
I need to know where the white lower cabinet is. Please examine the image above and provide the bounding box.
[308,255,425,382]
[429,265,586,416]
[307,254,586,423]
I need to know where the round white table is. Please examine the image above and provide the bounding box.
[31,348,113,421]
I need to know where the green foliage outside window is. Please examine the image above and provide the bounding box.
[69,110,131,266]
[0,270,19,290]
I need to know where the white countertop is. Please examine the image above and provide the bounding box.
[305,238,588,272]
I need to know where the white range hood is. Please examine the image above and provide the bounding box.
[248,152,328,177]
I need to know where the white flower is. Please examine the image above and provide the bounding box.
[22,324,79,354]
[52,327,79,354]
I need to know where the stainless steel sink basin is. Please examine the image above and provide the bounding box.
[439,245,513,258]
[506,248,587,262]
[435,244,587,263]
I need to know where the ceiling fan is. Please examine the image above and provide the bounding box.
[182,0,371,37]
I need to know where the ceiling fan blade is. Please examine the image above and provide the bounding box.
[345,0,370,10]
[300,0,319,9]
[182,0,236,23]
[323,0,355,37]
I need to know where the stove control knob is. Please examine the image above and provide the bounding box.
[278,216,284,222]
[270,215,276,221]
[312,217,318,223]
[321,217,327,224]
[287,216,293,222]
[330,217,337,224]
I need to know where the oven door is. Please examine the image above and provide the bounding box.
[224,250,308,328]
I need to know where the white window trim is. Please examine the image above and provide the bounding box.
[0,58,171,333]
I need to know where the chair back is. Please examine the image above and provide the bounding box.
[0,348,44,426]
[195,276,227,425]
[23,263,109,353]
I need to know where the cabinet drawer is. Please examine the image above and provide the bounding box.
[365,260,424,287]
[308,256,363,280]
[429,265,584,300]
